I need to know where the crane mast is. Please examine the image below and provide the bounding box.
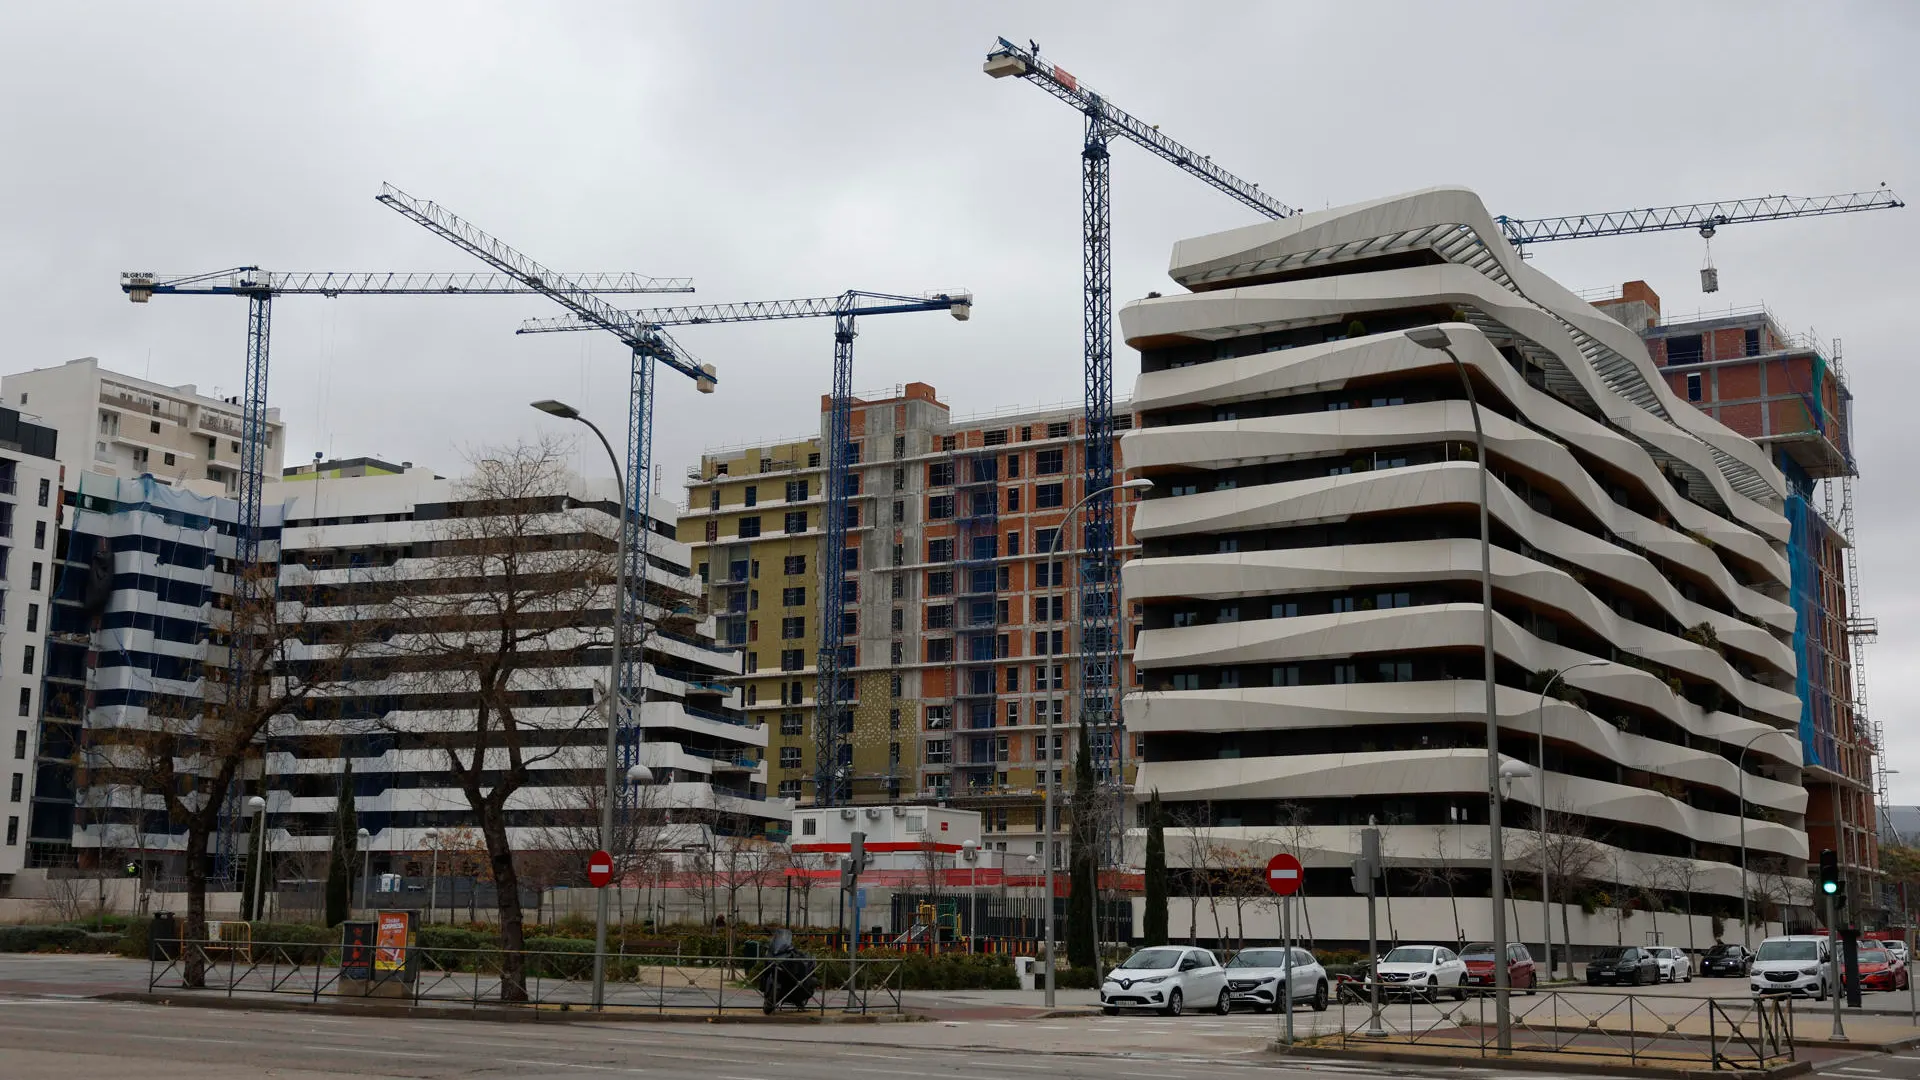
[523,290,973,806]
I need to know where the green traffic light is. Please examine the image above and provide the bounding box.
[1822,881,1838,894]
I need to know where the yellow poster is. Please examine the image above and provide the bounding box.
[374,911,411,973]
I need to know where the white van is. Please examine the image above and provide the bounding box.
[1749,934,1832,998]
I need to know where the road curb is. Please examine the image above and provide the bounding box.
[95,991,918,1025]
[1271,1042,1812,1079]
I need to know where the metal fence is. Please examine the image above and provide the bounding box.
[1328,986,1794,1070]
[147,939,905,1016]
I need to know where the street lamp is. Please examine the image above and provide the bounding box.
[962,839,980,954]
[1737,727,1798,950]
[244,795,268,923]
[533,398,640,1012]
[1534,658,1608,979]
[356,827,372,917]
[423,827,440,926]
[1039,475,1152,1006]
[1406,325,1511,1051]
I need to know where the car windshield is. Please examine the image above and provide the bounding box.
[1460,943,1495,959]
[1227,949,1293,969]
[1650,948,1674,958]
[1860,949,1889,964]
[1757,941,1819,962]
[1384,947,1436,964]
[1706,945,1736,956]
[1118,948,1184,971]
[1592,947,1627,961]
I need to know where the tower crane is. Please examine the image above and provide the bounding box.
[120,266,691,882]
[1495,187,1904,291]
[374,183,717,826]
[984,37,1294,782]
[520,290,974,806]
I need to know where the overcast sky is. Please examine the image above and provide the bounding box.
[3,2,1916,794]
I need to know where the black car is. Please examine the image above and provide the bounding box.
[1585,946,1659,986]
[1700,944,1753,977]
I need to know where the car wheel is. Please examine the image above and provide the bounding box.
[1214,988,1231,1015]
[1312,981,1329,1012]
[1526,970,1538,996]
[1163,988,1184,1017]
[1453,976,1467,1002]
[1684,970,1692,983]
[1423,978,1439,1004]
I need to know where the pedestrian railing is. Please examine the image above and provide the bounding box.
[1327,985,1794,1070]
[147,939,905,1016]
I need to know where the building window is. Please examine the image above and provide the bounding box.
[20,646,32,676]
[705,520,719,542]
[928,461,953,487]
[29,563,40,591]
[1271,601,1299,618]
[926,705,951,729]
[940,435,956,452]
[927,538,953,562]
[4,816,14,846]
[743,485,758,507]
[15,689,27,718]
[781,712,804,736]
[927,570,953,596]
[1005,531,1022,556]
[11,730,23,757]
[7,774,18,802]
[926,638,954,662]
[24,604,35,633]
[925,739,951,764]
[1047,421,1071,439]
[779,747,803,769]
[738,516,761,538]
[784,554,806,575]
[983,429,1009,446]
[892,500,905,524]
[1004,701,1020,726]
[785,479,808,502]
[927,605,953,629]
[36,479,49,507]
[1036,449,1064,474]
[1035,483,1064,508]
[781,617,806,639]
[890,608,904,632]
[1686,372,1702,402]
[708,489,720,510]
[781,649,805,671]
[1006,454,1021,479]
[842,547,859,572]
[746,685,758,705]
[782,587,806,607]
[784,511,807,534]
[928,494,954,520]
[779,779,802,800]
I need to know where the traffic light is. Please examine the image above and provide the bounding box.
[1819,849,1839,896]
[124,862,139,878]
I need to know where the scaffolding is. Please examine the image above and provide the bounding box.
[951,446,1002,797]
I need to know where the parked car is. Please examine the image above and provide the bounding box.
[1461,941,1539,992]
[1101,946,1229,1017]
[1585,946,1660,986]
[1750,935,1832,999]
[1648,946,1693,983]
[1224,947,1328,1013]
[1372,944,1468,1002]
[1878,938,1910,968]
[1699,943,1753,978]
[1851,945,1909,993]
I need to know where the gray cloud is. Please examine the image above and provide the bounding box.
[4,1,1916,793]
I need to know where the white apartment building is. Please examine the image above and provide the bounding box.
[0,408,64,878]
[1120,187,1808,949]
[3,357,285,499]
[265,464,790,876]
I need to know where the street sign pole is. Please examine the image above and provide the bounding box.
[1264,851,1304,1048]
[1282,895,1294,1045]
[1827,893,1847,1041]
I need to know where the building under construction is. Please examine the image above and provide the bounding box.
[1592,282,1881,906]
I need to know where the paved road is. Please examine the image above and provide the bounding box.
[0,992,1610,1080]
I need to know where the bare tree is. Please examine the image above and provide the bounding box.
[1509,807,1610,978]
[784,849,829,927]
[377,439,616,1000]
[89,560,365,986]
[529,774,672,923]
[1270,803,1317,946]
[1412,832,1467,947]
[1173,811,1225,946]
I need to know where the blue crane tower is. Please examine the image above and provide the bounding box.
[120,266,691,882]
[520,290,974,806]
[983,37,1296,784]
[374,183,717,824]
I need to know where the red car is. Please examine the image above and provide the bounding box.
[1852,946,1910,993]
[1461,942,1539,992]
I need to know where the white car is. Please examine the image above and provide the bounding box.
[1224,946,1328,1013]
[1371,944,1468,1002]
[1101,946,1229,1016]
[1648,946,1693,983]
[1883,939,1911,966]
[1749,935,1832,999]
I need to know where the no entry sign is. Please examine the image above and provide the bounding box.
[1265,852,1303,897]
[587,850,614,888]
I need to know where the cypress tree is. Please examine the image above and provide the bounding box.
[323,761,357,927]
[1066,723,1098,970]
[1143,790,1168,947]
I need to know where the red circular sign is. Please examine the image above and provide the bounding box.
[1265,853,1303,896]
[586,850,614,889]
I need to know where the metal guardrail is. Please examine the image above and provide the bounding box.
[147,939,906,1016]
[1327,985,1794,1070]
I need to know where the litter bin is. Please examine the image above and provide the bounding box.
[148,912,181,962]
[1014,955,1037,992]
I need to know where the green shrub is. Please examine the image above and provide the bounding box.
[0,925,89,952]
[1054,965,1100,990]
[116,919,150,958]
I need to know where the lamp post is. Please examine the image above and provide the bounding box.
[1025,853,1039,942]
[1738,727,1797,950]
[1535,659,1608,980]
[1039,476,1152,1006]
[1406,326,1510,1051]
[962,839,980,953]
[245,795,267,923]
[356,826,372,917]
[424,828,440,926]
[533,399,639,1012]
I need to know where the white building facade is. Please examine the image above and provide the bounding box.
[265,465,790,878]
[1120,188,1809,950]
